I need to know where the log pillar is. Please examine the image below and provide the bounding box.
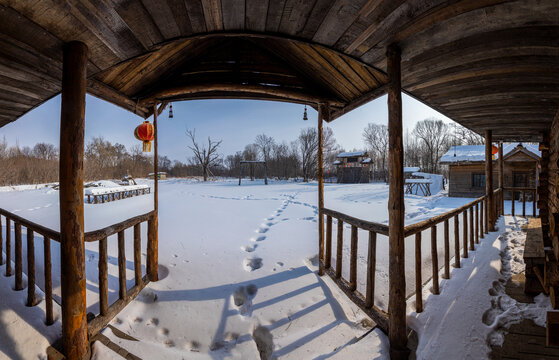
[59,41,88,360]
[387,44,408,359]
[485,130,495,231]
[317,103,328,276]
[498,142,504,215]
[147,104,159,281]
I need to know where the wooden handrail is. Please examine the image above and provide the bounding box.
[403,195,486,237]
[502,186,536,191]
[0,208,60,241]
[321,208,389,235]
[84,211,155,242]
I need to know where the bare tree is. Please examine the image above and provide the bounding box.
[363,123,388,179]
[297,128,319,182]
[454,124,484,145]
[254,134,275,162]
[186,129,222,181]
[413,118,451,173]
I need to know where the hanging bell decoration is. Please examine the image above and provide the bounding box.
[303,105,308,121]
[134,120,155,152]
[168,103,174,119]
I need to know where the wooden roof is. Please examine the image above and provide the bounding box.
[1,1,558,141]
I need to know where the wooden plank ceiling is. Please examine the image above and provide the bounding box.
[0,0,558,141]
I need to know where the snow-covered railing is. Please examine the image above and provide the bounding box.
[320,207,389,332]
[502,187,537,217]
[404,194,490,313]
[85,210,156,338]
[85,184,150,204]
[0,208,156,340]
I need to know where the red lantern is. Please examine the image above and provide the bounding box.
[134,121,154,152]
[492,145,498,155]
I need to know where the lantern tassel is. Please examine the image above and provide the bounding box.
[143,141,151,152]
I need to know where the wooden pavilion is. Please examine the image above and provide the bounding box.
[0,1,558,359]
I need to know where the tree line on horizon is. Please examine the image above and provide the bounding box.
[0,118,482,186]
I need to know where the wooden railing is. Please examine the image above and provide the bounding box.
[320,208,389,331]
[86,187,150,204]
[502,186,537,217]
[0,208,155,337]
[319,192,503,331]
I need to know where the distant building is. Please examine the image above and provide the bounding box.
[334,151,371,183]
[148,172,167,180]
[440,143,540,198]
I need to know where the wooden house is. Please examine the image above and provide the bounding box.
[440,143,540,198]
[334,151,371,183]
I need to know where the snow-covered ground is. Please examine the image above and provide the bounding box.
[0,179,548,359]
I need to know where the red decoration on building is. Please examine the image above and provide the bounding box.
[492,145,498,155]
[134,121,155,152]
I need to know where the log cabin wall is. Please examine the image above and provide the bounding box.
[448,152,538,198]
[546,112,559,302]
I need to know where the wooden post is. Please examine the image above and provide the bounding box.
[118,231,126,299]
[443,219,450,279]
[59,41,88,360]
[480,200,484,238]
[99,237,108,316]
[499,142,504,214]
[325,216,332,268]
[147,104,159,282]
[336,220,343,278]
[134,224,142,286]
[44,237,53,325]
[349,225,358,291]
[533,190,537,217]
[522,190,526,217]
[27,229,35,306]
[0,216,3,266]
[238,162,242,185]
[5,218,11,276]
[318,103,327,276]
[15,223,22,291]
[485,130,495,231]
[264,163,268,185]
[431,226,439,295]
[475,203,479,244]
[454,215,460,268]
[366,231,377,308]
[415,232,422,312]
[469,206,474,250]
[463,210,468,258]
[387,43,408,359]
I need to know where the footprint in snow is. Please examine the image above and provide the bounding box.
[256,227,269,234]
[251,236,266,242]
[241,244,257,253]
[243,257,263,271]
[233,284,258,316]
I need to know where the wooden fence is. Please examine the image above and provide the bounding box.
[86,187,150,204]
[502,187,537,217]
[319,191,503,333]
[0,208,155,338]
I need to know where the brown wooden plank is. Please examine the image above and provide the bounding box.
[431,225,439,295]
[167,0,194,35]
[312,0,369,47]
[415,232,423,312]
[245,0,269,32]
[112,0,164,49]
[278,0,317,35]
[26,229,35,306]
[336,219,343,278]
[118,230,127,300]
[134,223,142,286]
[265,0,287,32]
[5,218,11,276]
[325,215,332,268]
[15,222,22,291]
[44,237,53,325]
[201,0,224,31]
[463,210,468,258]
[140,0,181,39]
[366,231,376,308]
[222,0,245,30]
[99,237,108,316]
[454,215,460,268]
[443,219,449,279]
[349,225,358,291]
[469,206,474,250]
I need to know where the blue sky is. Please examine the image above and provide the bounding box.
[0,93,451,163]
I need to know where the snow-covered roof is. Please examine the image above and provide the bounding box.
[361,158,372,164]
[440,143,540,164]
[404,167,420,172]
[337,151,367,158]
[333,160,341,165]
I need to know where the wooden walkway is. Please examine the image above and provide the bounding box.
[489,274,559,360]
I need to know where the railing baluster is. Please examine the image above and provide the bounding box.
[336,220,343,279]
[480,200,484,239]
[99,237,108,316]
[415,232,423,312]
[44,237,53,325]
[349,225,358,291]
[5,218,11,276]
[325,215,332,269]
[134,224,141,286]
[366,231,376,309]
[522,190,526,217]
[463,211,468,258]
[469,206,474,251]
[431,226,439,295]
[27,229,35,306]
[511,191,515,216]
[454,215,460,268]
[443,219,449,279]
[0,216,3,266]
[533,190,536,217]
[484,198,489,234]
[15,223,22,290]
[118,231,127,300]
[475,203,479,244]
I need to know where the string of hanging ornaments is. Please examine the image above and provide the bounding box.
[303,104,308,121]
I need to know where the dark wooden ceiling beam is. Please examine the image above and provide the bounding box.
[111,0,164,49]
[87,79,149,117]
